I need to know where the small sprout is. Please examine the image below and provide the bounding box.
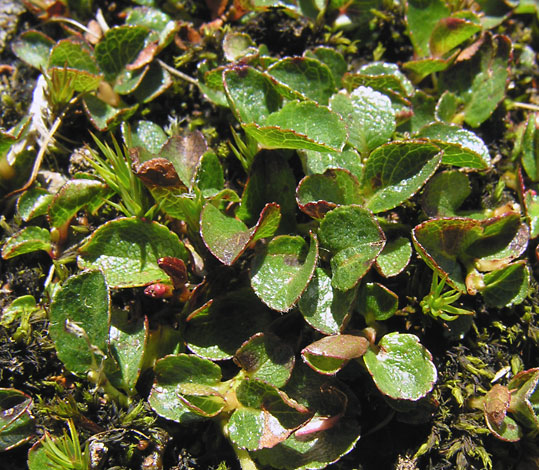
[40,419,90,470]
[420,272,474,321]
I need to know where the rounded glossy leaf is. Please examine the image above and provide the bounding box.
[251,233,318,312]
[374,237,412,278]
[362,141,442,213]
[17,188,53,222]
[1,227,51,259]
[357,282,398,322]
[363,332,437,401]
[78,217,189,288]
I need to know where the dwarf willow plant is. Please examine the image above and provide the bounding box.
[1,0,539,469]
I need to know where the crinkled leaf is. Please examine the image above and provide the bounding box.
[302,334,369,375]
[481,261,529,307]
[405,0,450,57]
[229,379,310,450]
[159,131,208,190]
[201,202,280,265]
[149,354,223,423]
[300,148,363,180]
[319,205,386,291]
[357,282,398,322]
[267,57,336,105]
[11,30,54,70]
[49,270,110,376]
[48,39,102,93]
[245,101,347,152]
[234,333,295,388]
[363,332,437,400]
[1,227,51,259]
[296,169,362,219]
[430,17,482,58]
[125,6,178,50]
[421,170,472,217]
[0,389,34,451]
[416,122,491,169]
[83,95,138,131]
[78,217,189,288]
[185,288,274,360]
[17,188,53,222]
[330,87,395,154]
[298,267,355,335]
[251,233,319,312]
[48,179,109,229]
[374,237,412,277]
[95,25,149,81]
[224,66,281,124]
[361,141,442,213]
[359,62,414,96]
[123,120,167,154]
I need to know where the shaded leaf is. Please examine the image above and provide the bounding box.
[429,16,482,58]
[481,261,529,307]
[0,389,34,451]
[421,170,472,217]
[357,282,398,321]
[374,237,412,277]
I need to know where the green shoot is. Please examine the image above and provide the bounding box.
[420,272,474,321]
[86,134,156,219]
[40,419,90,470]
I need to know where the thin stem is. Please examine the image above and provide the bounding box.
[48,17,101,39]
[509,102,539,112]
[157,59,199,87]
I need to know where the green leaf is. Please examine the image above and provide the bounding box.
[319,205,386,291]
[83,95,138,132]
[123,120,167,154]
[78,217,189,288]
[251,233,319,312]
[429,17,481,58]
[125,6,178,50]
[298,267,355,335]
[329,86,395,154]
[185,288,274,360]
[416,122,491,169]
[47,39,103,93]
[296,169,362,219]
[48,179,109,229]
[245,101,347,152]
[237,152,297,232]
[357,282,398,321]
[420,170,472,217]
[267,57,336,105]
[363,332,437,400]
[11,30,54,70]
[481,261,529,307]
[0,388,34,451]
[113,66,148,95]
[17,188,53,222]
[49,271,110,376]
[299,148,363,180]
[412,213,523,292]
[439,33,511,127]
[524,189,539,238]
[229,379,310,450]
[95,26,149,82]
[201,202,281,265]
[224,66,281,124]
[374,237,412,277]
[507,368,539,432]
[234,333,295,388]
[1,227,51,259]
[195,151,225,196]
[222,32,257,61]
[109,312,148,396]
[405,0,450,57]
[149,354,223,423]
[305,47,347,88]
[361,140,442,213]
[1,295,39,328]
[302,334,370,375]
[132,62,173,103]
[520,113,539,182]
[159,132,208,190]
